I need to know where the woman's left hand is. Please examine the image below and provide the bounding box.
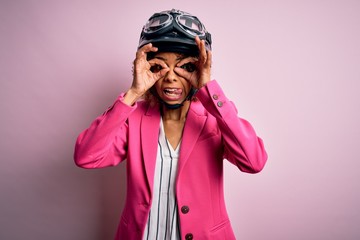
[174,36,212,89]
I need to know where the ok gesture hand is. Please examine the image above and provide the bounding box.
[174,36,212,89]
[124,44,168,105]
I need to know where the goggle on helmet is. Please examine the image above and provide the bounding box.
[138,9,212,53]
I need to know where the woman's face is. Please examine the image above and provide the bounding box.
[151,52,197,105]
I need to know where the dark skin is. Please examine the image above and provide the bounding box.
[124,36,212,149]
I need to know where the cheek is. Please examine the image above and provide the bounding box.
[182,80,191,93]
[154,80,162,94]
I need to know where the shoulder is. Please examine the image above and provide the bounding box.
[189,99,211,117]
[130,99,160,118]
[136,99,150,111]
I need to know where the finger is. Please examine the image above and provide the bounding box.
[204,50,212,69]
[199,40,207,64]
[154,67,169,80]
[148,59,169,75]
[136,43,158,59]
[148,58,168,69]
[175,57,198,67]
[139,43,158,53]
[195,36,201,48]
[174,67,190,78]
[195,36,207,63]
[174,67,198,84]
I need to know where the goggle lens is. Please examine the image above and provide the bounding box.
[145,14,172,32]
[177,15,203,33]
[144,13,206,37]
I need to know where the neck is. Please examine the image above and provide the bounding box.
[161,101,190,121]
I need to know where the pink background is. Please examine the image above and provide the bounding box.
[1,0,360,239]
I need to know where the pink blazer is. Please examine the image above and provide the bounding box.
[74,80,267,239]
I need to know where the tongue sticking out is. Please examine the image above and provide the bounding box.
[164,88,182,96]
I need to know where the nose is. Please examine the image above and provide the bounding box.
[164,67,177,82]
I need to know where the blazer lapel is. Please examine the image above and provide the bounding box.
[177,101,207,177]
[141,104,161,195]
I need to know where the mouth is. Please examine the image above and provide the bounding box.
[163,88,182,96]
[162,88,183,101]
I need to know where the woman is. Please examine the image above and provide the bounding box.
[74,9,267,240]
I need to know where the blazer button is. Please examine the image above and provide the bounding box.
[185,233,193,240]
[217,101,223,107]
[212,94,219,100]
[181,205,190,214]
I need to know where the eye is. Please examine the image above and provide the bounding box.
[150,64,163,73]
[180,62,196,72]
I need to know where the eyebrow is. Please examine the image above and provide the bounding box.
[176,56,187,61]
[154,56,167,61]
[154,55,187,62]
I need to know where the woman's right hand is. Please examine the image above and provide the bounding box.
[124,44,168,105]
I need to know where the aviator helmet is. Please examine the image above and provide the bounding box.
[138,9,212,55]
[138,9,212,109]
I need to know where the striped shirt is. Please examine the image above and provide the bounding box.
[142,119,181,240]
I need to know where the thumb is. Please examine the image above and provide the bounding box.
[155,68,169,79]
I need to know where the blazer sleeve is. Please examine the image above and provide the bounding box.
[196,80,268,173]
[74,94,136,168]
